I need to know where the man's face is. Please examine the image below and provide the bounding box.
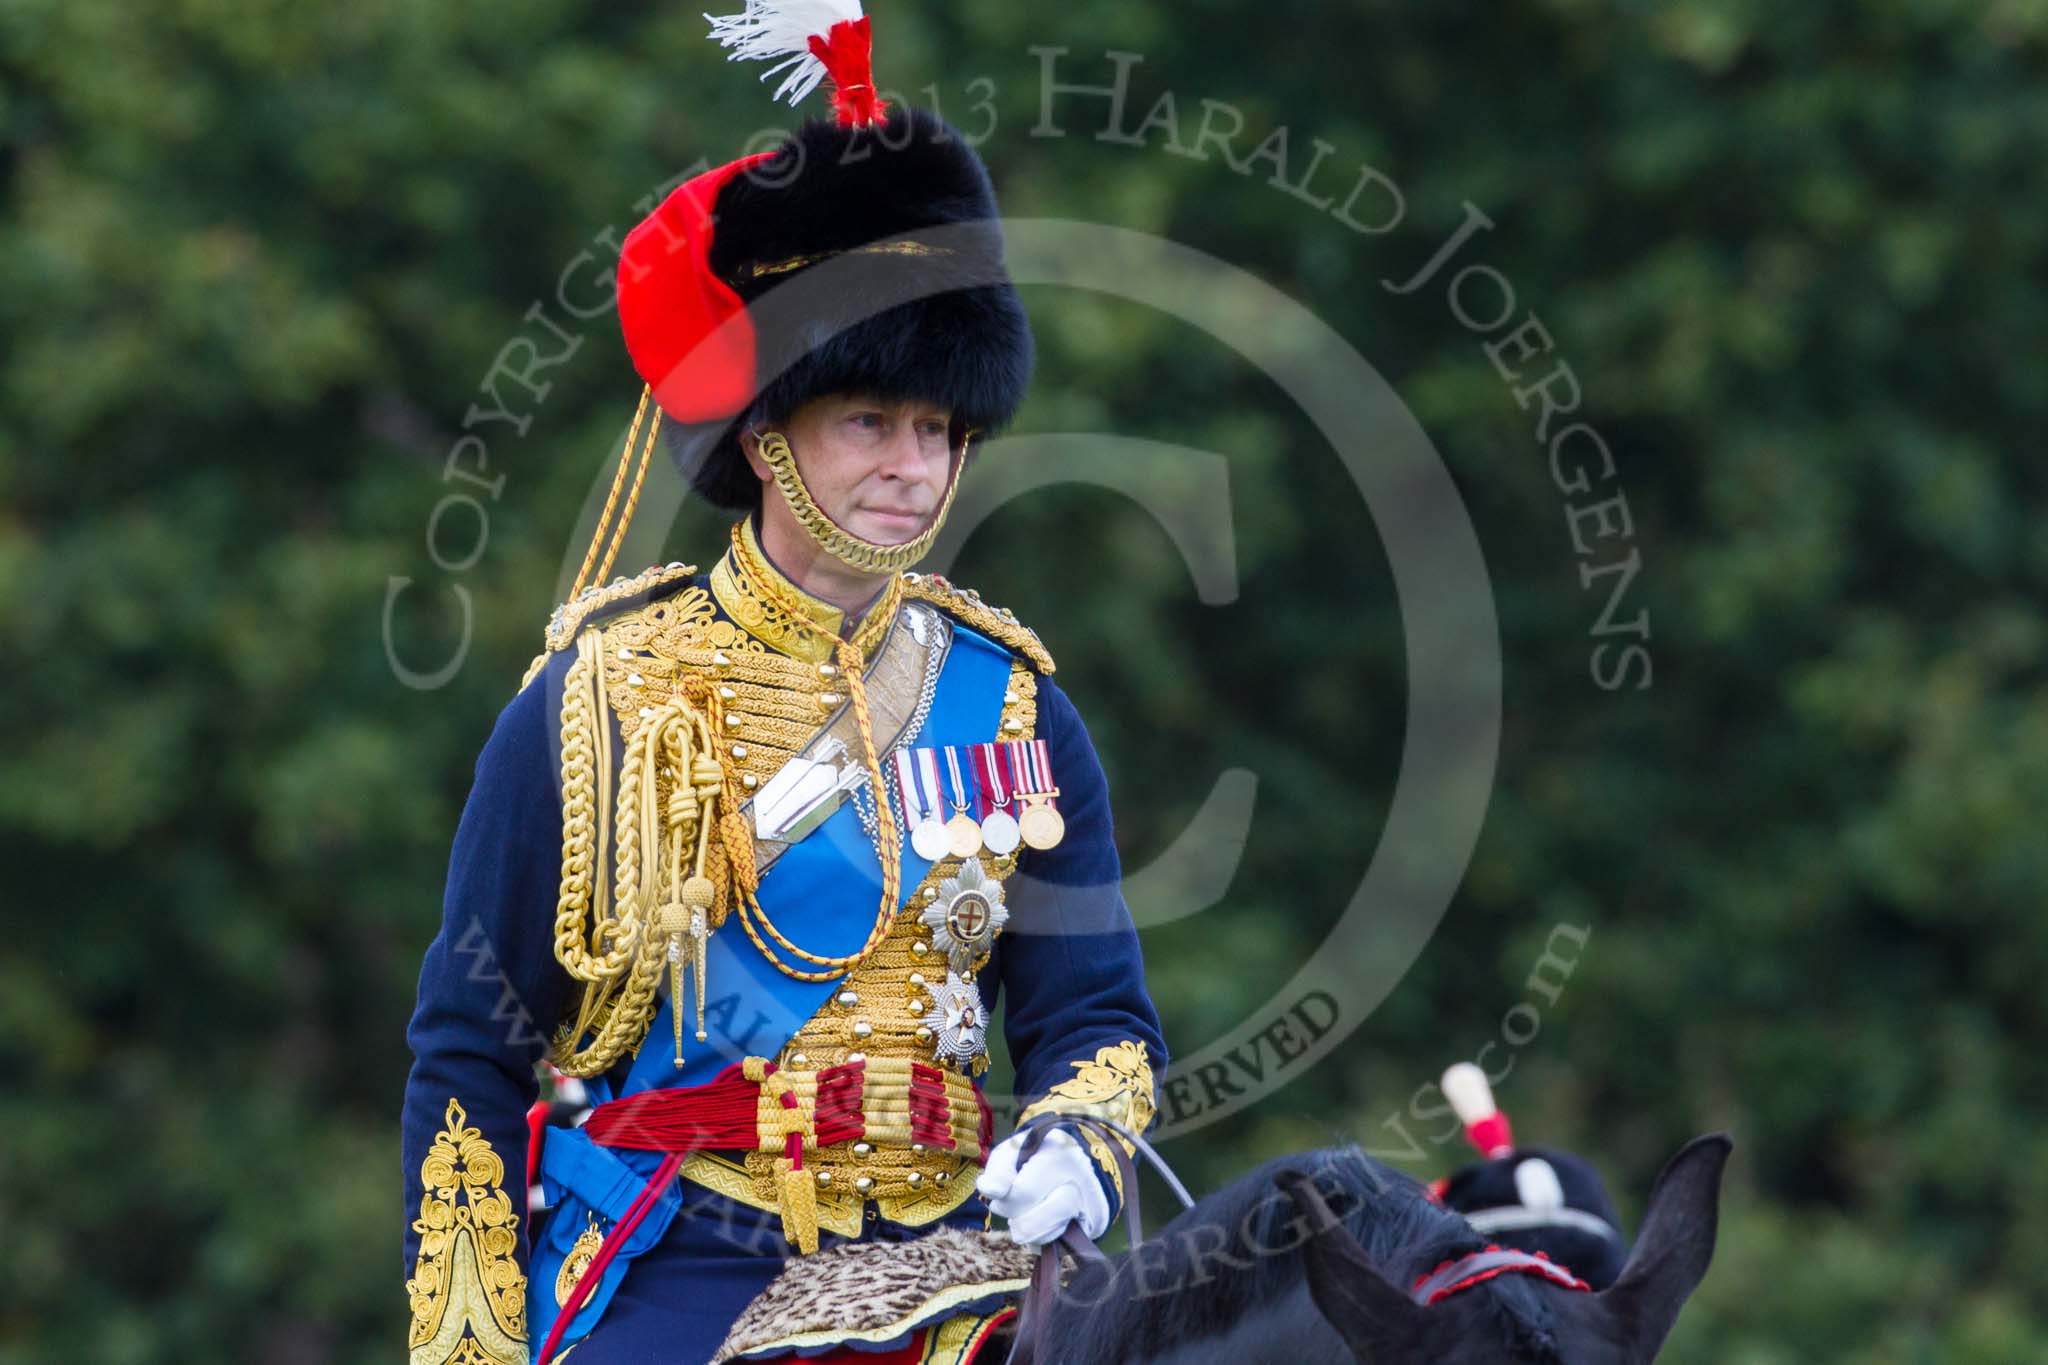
[747,392,955,546]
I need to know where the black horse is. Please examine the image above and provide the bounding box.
[1012,1131,1730,1365]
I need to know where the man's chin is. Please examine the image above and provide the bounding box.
[850,511,931,546]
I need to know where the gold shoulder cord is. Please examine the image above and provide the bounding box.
[552,628,738,1075]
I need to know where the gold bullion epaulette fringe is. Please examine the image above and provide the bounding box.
[901,573,1054,676]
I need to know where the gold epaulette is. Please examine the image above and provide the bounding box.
[546,560,700,651]
[518,560,699,692]
[901,573,1055,675]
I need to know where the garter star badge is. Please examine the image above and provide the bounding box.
[921,856,1007,971]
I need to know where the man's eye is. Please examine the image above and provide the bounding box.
[851,412,884,428]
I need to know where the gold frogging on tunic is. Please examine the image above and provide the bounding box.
[540,523,1051,1073]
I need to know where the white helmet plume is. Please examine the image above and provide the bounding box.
[704,0,873,113]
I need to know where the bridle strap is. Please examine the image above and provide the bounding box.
[1409,1246,1592,1306]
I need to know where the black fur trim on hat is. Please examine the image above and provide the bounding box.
[668,104,1033,512]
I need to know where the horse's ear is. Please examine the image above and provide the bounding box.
[1597,1132,1733,1359]
[1275,1170,1427,1361]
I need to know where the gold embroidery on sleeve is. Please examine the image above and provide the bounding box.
[1014,1040,1157,1209]
[407,1099,528,1365]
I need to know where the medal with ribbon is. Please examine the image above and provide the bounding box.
[974,741,1022,856]
[1012,738,1065,850]
[942,744,984,858]
[894,747,952,863]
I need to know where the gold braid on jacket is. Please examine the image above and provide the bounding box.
[546,549,913,1075]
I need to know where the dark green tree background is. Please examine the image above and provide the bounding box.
[4,2,2043,1360]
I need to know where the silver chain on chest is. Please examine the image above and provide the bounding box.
[851,604,948,843]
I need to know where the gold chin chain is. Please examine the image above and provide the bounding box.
[721,519,907,980]
[753,426,974,575]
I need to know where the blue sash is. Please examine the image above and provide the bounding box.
[530,621,1014,1348]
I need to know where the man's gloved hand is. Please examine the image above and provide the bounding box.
[975,1123,1111,1246]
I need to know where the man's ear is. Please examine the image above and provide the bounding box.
[740,426,772,482]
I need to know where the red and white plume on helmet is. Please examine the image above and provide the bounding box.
[705,0,888,126]
[1443,1061,1517,1159]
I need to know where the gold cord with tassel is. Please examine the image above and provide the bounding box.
[551,650,733,1076]
[745,1056,820,1253]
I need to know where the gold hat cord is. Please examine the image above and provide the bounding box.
[569,384,663,602]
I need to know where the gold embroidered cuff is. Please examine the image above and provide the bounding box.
[407,1099,528,1365]
[1013,1040,1157,1210]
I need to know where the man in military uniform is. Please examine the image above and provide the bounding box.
[401,8,1166,1363]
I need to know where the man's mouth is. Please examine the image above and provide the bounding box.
[860,507,928,533]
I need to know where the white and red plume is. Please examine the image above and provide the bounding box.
[704,0,888,126]
[1443,1062,1517,1160]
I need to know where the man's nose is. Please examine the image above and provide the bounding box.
[876,424,938,479]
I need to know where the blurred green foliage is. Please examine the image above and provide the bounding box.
[4,1,2045,1360]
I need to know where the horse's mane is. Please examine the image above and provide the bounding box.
[1041,1144,1572,1362]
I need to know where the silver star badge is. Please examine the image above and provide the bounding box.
[922,970,988,1068]
[920,856,1008,972]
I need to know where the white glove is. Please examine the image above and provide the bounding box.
[975,1124,1111,1246]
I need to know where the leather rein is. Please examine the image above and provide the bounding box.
[997,1111,1196,1365]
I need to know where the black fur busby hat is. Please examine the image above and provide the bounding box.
[1440,1148,1632,1290]
[616,5,1033,512]
[1432,1062,1631,1289]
